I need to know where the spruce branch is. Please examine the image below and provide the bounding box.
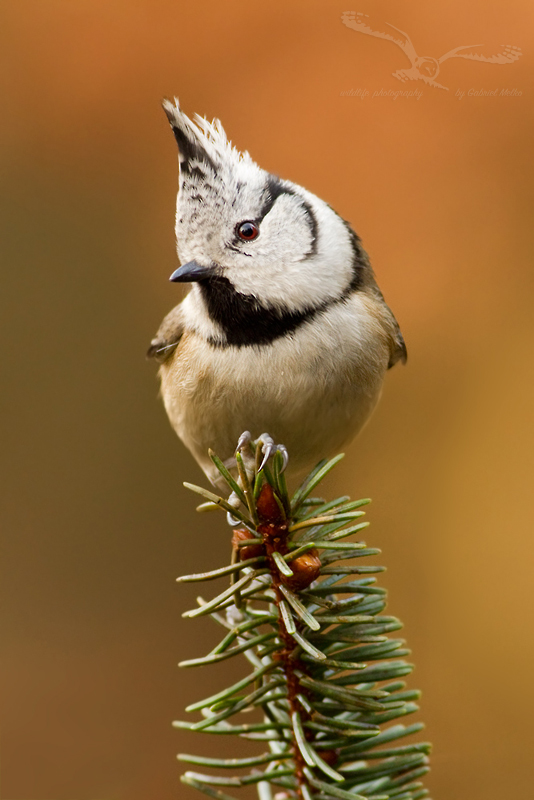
[176,444,431,800]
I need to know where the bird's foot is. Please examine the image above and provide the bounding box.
[226,490,244,527]
[226,432,288,526]
[236,431,289,474]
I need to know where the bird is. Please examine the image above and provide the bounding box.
[342,11,522,91]
[148,99,406,488]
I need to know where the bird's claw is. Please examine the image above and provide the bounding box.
[235,431,289,474]
[226,490,243,527]
[236,430,253,453]
[257,434,289,473]
[277,445,289,472]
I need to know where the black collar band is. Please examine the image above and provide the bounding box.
[198,275,328,347]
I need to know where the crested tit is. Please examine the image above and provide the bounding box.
[148,100,406,485]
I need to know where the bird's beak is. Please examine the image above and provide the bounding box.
[169,261,216,283]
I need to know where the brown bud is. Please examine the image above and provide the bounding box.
[282,549,321,591]
[232,528,264,560]
[256,483,285,525]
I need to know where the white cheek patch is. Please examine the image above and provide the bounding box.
[226,192,355,313]
[255,195,313,262]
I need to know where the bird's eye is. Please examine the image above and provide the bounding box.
[236,221,259,241]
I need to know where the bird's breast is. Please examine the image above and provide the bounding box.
[159,294,391,481]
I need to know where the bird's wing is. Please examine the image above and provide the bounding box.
[439,43,522,63]
[341,12,418,64]
[147,303,185,363]
[387,319,408,369]
[368,280,407,369]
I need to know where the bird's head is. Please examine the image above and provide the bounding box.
[162,99,367,344]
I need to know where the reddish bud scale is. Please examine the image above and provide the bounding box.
[282,550,321,592]
[258,521,289,554]
[256,483,291,566]
[232,528,264,561]
[256,482,285,525]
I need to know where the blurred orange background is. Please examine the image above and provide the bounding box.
[1,1,533,798]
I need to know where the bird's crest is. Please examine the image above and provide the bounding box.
[162,98,253,175]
